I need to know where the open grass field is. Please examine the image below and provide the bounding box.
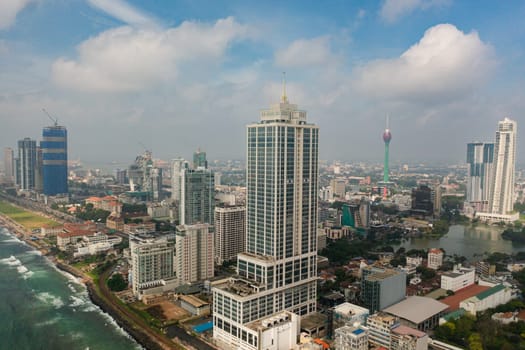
[0,200,60,230]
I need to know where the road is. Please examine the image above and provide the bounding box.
[165,326,216,350]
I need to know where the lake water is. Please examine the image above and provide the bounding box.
[395,224,525,259]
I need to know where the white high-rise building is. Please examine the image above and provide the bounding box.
[212,82,319,349]
[171,158,187,202]
[490,118,517,215]
[215,206,246,265]
[130,236,177,299]
[175,223,214,284]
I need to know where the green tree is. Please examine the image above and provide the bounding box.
[107,273,127,292]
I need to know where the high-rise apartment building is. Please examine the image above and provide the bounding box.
[41,124,68,195]
[180,167,215,225]
[130,236,177,299]
[466,142,494,211]
[3,147,14,182]
[175,223,214,284]
[490,118,517,215]
[213,83,319,349]
[128,150,163,201]
[215,206,246,265]
[16,138,37,191]
[193,148,208,169]
[171,158,187,202]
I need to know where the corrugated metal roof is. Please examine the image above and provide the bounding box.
[383,296,449,325]
[476,284,506,300]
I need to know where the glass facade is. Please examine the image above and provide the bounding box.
[180,168,215,225]
[41,125,68,195]
[16,138,37,190]
[213,94,319,349]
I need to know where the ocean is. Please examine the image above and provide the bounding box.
[0,227,142,350]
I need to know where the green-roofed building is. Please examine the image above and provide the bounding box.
[460,284,514,315]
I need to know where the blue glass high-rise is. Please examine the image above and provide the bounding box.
[41,125,68,195]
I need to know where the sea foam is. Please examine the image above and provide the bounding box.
[36,292,65,309]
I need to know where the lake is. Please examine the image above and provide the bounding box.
[395,224,525,259]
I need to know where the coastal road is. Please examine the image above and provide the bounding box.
[97,268,180,350]
[165,326,216,350]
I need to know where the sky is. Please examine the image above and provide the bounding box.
[1,0,524,165]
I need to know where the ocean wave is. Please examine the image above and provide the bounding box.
[0,255,22,266]
[35,316,61,327]
[1,238,22,243]
[70,295,88,308]
[35,292,65,309]
[22,270,35,279]
[1,255,34,278]
[26,250,43,256]
[67,283,79,293]
[17,264,29,274]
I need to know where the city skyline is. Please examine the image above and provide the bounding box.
[0,1,524,164]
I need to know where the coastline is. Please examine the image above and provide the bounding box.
[0,213,165,350]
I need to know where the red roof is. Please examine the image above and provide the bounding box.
[440,284,490,311]
[313,339,330,350]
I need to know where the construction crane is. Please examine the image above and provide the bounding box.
[42,108,58,126]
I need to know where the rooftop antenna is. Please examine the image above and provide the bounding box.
[42,108,58,127]
[281,72,288,103]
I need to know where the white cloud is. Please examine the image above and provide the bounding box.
[52,17,248,92]
[87,0,158,28]
[275,36,336,68]
[0,0,31,30]
[380,0,450,23]
[353,24,495,103]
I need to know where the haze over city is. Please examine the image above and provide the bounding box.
[1,0,524,164]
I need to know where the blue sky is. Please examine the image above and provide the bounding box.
[1,0,524,165]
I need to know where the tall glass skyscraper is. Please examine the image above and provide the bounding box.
[466,142,494,211]
[41,125,68,195]
[213,85,319,349]
[16,138,37,190]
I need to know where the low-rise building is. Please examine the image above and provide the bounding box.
[73,232,122,257]
[441,266,475,292]
[333,302,369,328]
[56,222,98,250]
[179,294,210,316]
[106,214,124,231]
[460,284,514,315]
[427,249,443,270]
[123,222,156,235]
[334,325,369,350]
[391,325,428,350]
[383,296,448,331]
[40,225,63,237]
[367,312,400,349]
[406,256,423,267]
[86,195,122,213]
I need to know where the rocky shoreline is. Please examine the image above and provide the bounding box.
[54,261,164,350]
[0,213,166,350]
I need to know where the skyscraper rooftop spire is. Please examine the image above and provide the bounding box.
[281,71,288,103]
